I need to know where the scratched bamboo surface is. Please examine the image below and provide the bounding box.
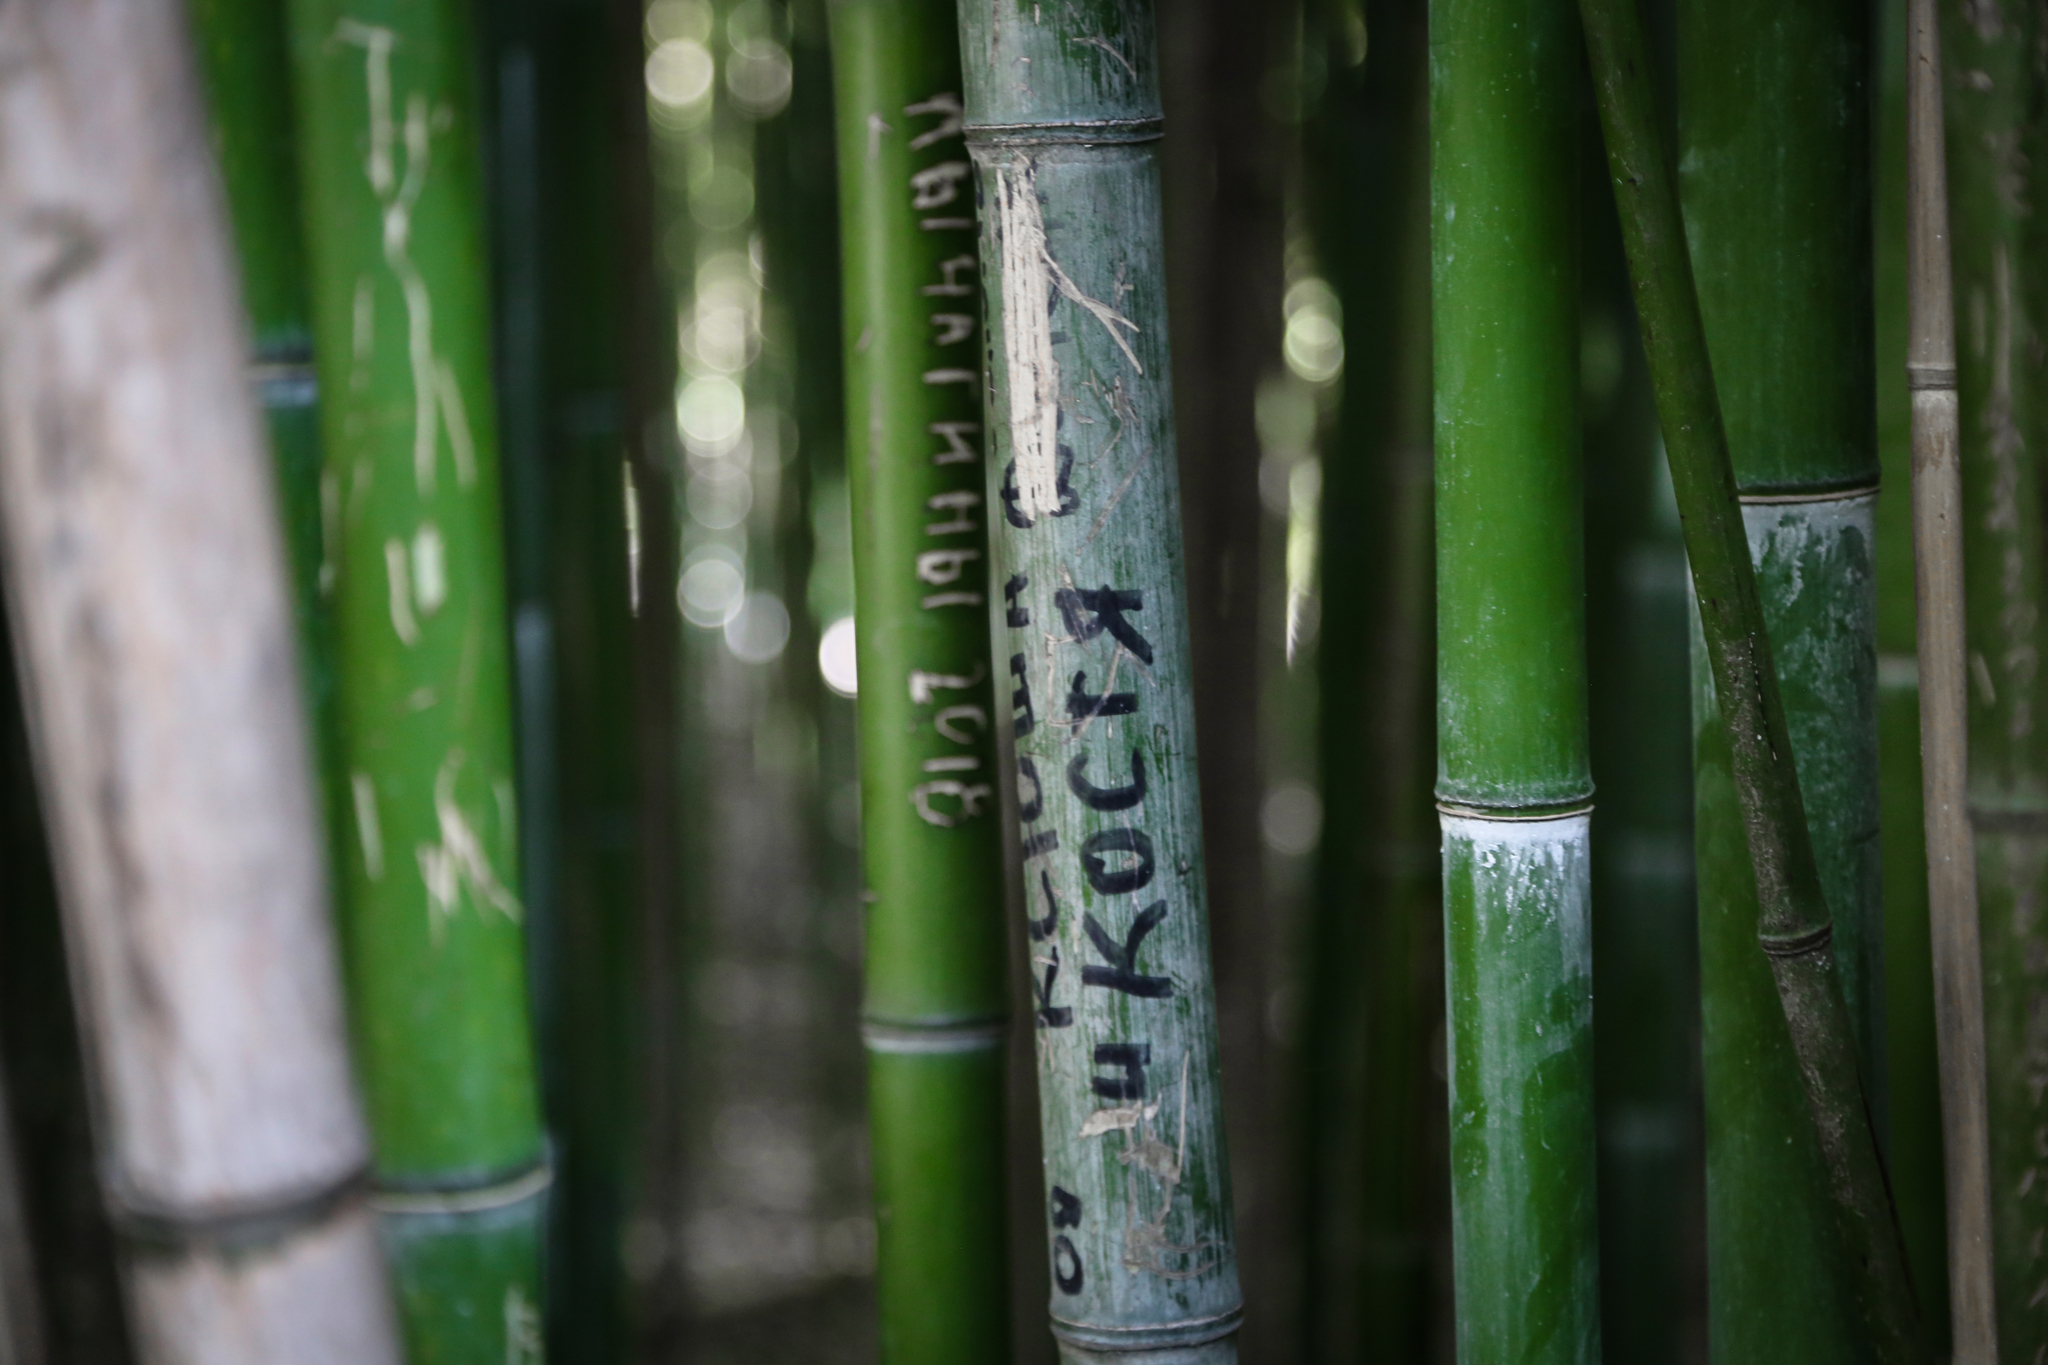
[959,1,1243,1359]
[286,0,547,1355]
[1939,0,2048,1354]
[827,1,1013,1361]
[0,0,400,1358]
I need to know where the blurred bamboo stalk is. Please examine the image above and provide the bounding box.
[1429,0,1600,1359]
[1297,0,1444,1358]
[1873,0,1952,1348]
[958,1,1245,1358]
[1904,2,1998,1357]
[0,0,401,1358]
[284,0,549,1355]
[825,1,1012,1360]
[1579,0,1921,1358]
[1935,0,2048,1355]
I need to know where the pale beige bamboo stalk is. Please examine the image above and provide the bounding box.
[1906,1,1998,1357]
[0,2,400,1361]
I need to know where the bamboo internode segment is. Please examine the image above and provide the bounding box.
[1579,0,1922,1359]
[1429,0,1600,1357]
[286,0,546,1352]
[828,1,1014,1359]
[0,0,400,1357]
[1918,0,2018,1357]
[958,2,1242,1359]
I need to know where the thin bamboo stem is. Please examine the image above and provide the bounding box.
[0,0,400,1358]
[827,2,1013,1361]
[1429,0,1599,1358]
[1873,0,1953,1347]
[1578,1,1922,1360]
[1904,3,1998,1357]
[284,0,548,1354]
[956,3,1242,1359]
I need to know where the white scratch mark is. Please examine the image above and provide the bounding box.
[338,22,449,499]
[1042,247,1142,374]
[435,358,477,487]
[993,162,1062,520]
[352,772,385,880]
[385,537,420,645]
[904,93,962,149]
[866,111,891,162]
[503,1283,542,1365]
[411,522,447,616]
[622,459,642,617]
[1079,1099,1158,1139]
[1068,34,1137,78]
[416,748,522,942]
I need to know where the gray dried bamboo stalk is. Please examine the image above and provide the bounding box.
[1905,0,1998,1356]
[0,1,399,1361]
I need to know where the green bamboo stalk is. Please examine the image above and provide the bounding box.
[1298,0,1442,1358]
[190,0,332,732]
[1577,0,1921,1359]
[1873,0,1951,1349]
[1940,0,2048,1355]
[957,3,1242,1359]
[285,0,548,1357]
[1582,124,1702,1365]
[826,3,1012,1362]
[1666,2,1891,1360]
[1430,0,1599,1359]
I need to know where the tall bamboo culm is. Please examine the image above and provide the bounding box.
[1873,0,1952,1348]
[826,1,1013,1360]
[285,0,549,1357]
[1579,0,1921,1357]
[0,0,401,1359]
[957,1,1243,1359]
[1938,0,2048,1355]
[1673,2,1887,1360]
[1298,0,1443,1357]
[1429,0,1599,1360]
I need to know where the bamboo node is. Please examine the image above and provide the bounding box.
[1758,922,1834,960]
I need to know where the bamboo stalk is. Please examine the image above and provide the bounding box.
[956,3,1243,1359]
[1664,1,1896,1360]
[284,0,548,1356]
[1906,2,1997,1355]
[1578,1,1922,1360]
[0,0,401,1359]
[826,2,1013,1361]
[1874,0,1953,1348]
[1429,0,1599,1359]
[1297,0,1442,1357]
[1931,0,2048,1356]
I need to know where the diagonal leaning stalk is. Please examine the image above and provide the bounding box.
[956,1,1243,1360]
[1577,1,1923,1361]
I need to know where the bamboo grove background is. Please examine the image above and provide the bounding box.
[0,0,2033,1361]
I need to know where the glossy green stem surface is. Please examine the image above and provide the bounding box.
[1941,2,2048,1357]
[827,1,1012,1360]
[286,0,547,1355]
[958,2,1241,1359]
[1298,0,1443,1358]
[1578,0,1921,1359]
[1666,1,1892,1360]
[1430,0,1598,1359]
